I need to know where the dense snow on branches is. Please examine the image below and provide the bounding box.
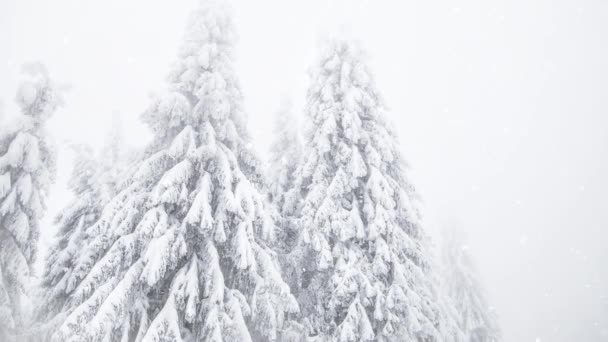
[281,41,463,342]
[0,2,505,341]
[0,63,62,341]
[49,2,297,341]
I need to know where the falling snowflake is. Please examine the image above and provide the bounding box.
[519,235,529,246]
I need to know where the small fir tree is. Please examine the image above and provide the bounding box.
[441,228,501,342]
[37,121,127,339]
[267,98,302,210]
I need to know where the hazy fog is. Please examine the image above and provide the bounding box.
[1,0,606,341]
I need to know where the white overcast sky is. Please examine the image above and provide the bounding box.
[1,0,607,341]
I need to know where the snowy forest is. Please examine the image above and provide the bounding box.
[1,0,607,341]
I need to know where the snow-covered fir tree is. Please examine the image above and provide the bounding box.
[282,40,462,342]
[267,98,302,211]
[441,228,500,342]
[36,121,127,339]
[266,99,303,302]
[53,2,297,341]
[97,113,130,199]
[0,63,62,341]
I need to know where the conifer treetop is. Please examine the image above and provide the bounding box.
[268,97,302,210]
[442,227,501,342]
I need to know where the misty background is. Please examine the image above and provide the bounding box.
[1,0,606,341]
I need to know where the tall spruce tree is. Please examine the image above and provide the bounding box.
[36,122,127,339]
[441,228,500,342]
[283,41,461,342]
[0,64,61,341]
[53,2,297,341]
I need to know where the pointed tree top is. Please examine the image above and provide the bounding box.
[188,0,236,44]
[169,0,237,95]
[15,62,64,121]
